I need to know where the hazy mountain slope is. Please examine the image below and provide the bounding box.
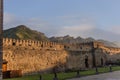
[50,35,119,47]
[97,39,119,47]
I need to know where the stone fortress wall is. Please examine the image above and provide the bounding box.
[2,38,120,74]
[3,38,64,50]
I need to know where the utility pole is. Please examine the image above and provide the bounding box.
[0,0,3,79]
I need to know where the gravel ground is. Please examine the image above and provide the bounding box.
[67,71,120,80]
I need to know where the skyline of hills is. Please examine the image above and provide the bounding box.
[3,25,49,41]
[3,25,120,47]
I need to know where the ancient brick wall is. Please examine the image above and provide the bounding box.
[100,46,120,63]
[3,38,64,50]
[66,51,93,70]
[3,38,68,74]
[94,48,108,66]
[3,47,68,74]
[2,38,120,75]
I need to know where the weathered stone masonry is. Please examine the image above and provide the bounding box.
[2,38,120,74]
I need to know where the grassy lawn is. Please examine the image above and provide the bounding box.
[4,66,120,80]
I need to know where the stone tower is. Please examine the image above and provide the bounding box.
[0,0,3,79]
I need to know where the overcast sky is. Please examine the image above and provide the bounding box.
[3,0,120,41]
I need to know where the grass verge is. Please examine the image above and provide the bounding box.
[4,66,120,80]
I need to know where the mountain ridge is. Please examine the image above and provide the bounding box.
[3,25,119,47]
[3,25,49,41]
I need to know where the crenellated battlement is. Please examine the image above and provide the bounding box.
[3,38,120,53]
[63,41,105,51]
[2,38,103,51]
[3,38,64,50]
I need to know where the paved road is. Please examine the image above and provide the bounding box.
[67,71,120,80]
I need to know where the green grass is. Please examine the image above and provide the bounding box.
[4,66,120,80]
[112,66,120,71]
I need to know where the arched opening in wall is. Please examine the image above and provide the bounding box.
[85,56,89,68]
[101,58,104,66]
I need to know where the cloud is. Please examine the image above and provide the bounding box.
[55,15,120,41]
[88,28,120,41]
[4,13,26,29]
[4,13,120,41]
[4,13,15,24]
[4,13,61,37]
[4,13,95,36]
[55,24,95,37]
[108,26,120,34]
[57,15,95,26]
[55,24,120,41]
